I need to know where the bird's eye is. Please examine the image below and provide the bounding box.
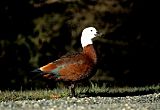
[91,30,93,32]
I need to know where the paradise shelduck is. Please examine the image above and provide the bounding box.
[32,27,101,97]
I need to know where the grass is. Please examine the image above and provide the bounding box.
[82,83,160,97]
[0,83,160,101]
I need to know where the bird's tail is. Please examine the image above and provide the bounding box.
[31,68,43,75]
[30,68,46,79]
[31,68,55,79]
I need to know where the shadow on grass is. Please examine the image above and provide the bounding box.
[77,80,160,97]
[80,90,157,97]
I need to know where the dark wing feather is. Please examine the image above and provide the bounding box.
[40,53,88,80]
[54,53,95,81]
[40,52,95,81]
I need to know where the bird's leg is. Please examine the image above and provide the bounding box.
[69,83,76,97]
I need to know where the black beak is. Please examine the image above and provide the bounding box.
[95,31,103,37]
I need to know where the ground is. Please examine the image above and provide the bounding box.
[0,83,160,109]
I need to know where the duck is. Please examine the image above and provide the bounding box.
[32,27,101,97]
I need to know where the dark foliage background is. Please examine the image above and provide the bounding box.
[0,0,159,90]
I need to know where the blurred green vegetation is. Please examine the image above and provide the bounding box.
[0,0,159,90]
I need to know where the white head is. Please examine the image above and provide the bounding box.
[81,27,99,48]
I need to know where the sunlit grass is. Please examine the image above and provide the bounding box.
[0,83,160,101]
[77,83,160,95]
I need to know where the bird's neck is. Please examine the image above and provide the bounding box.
[83,44,97,64]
